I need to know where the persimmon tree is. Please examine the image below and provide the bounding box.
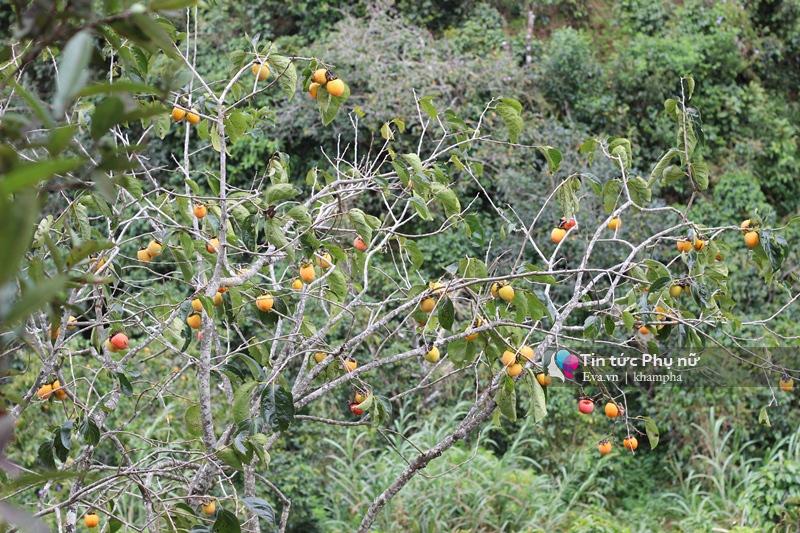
[1,3,797,533]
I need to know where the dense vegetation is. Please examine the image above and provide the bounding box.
[1,1,799,532]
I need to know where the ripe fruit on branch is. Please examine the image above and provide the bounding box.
[201,500,216,516]
[343,358,357,372]
[419,297,436,313]
[186,110,200,125]
[506,363,523,377]
[191,299,204,313]
[212,293,223,306]
[349,402,364,416]
[693,239,705,251]
[311,69,328,85]
[490,282,499,298]
[498,284,515,303]
[598,439,612,456]
[551,227,567,244]
[292,279,303,290]
[536,373,551,387]
[84,513,100,528]
[500,350,516,367]
[604,402,620,418]
[519,345,534,361]
[326,78,345,97]
[465,318,483,341]
[251,61,270,80]
[424,346,440,363]
[354,391,368,404]
[110,333,129,350]
[206,238,220,254]
[428,280,446,296]
[676,240,692,253]
[308,82,320,99]
[146,240,163,257]
[744,231,759,249]
[52,380,67,401]
[194,204,207,219]
[171,107,186,122]
[353,236,368,252]
[36,383,53,400]
[638,325,651,336]
[578,398,594,414]
[740,219,752,231]
[780,375,794,392]
[256,294,274,313]
[316,252,333,270]
[313,352,326,364]
[186,313,202,329]
[607,217,621,231]
[623,435,638,451]
[669,285,682,298]
[300,264,316,283]
[137,249,152,262]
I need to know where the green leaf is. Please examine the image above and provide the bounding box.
[260,386,294,431]
[758,406,771,427]
[148,0,197,10]
[555,175,581,218]
[405,240,423,269]
[116,373,133,396]
[348,208,373,243]
[170,243,193,284]
[131,14,180,59]
[495,98,523,143]
[80,418,101,446]
[408,195,432,221]
[602,179,621,214]
[418,95,438,119]
[628,176,651,205]
[649,277,671,294]
[644,417,660,449]
[53,31,93,114]
[267,55,298,101]
[684,75,695,100]
[5,275,67,326]
[317,82,350,125]
[528,375,547,422]
[380,122,393,140]
[78,80,161,97]
[242,498,275,524]
[578,138,598,163]
[525,292,548,321]
[326,269,348,302]
[622,311,635,331]
[650,148,681,181]
[225,110,251,144]
[495,376,517,421]
[537,146,562,173]
[430,183,461,218]
[264,183,298,205]
[287,205,312,227]
[0,158,84,195]
[233,381,260,425]
[0,192,38,286]
[692,160,709,190]
[437,298,454,330]
[183,404,203,437]
[37,441,56,470]
[212,509,241,533]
